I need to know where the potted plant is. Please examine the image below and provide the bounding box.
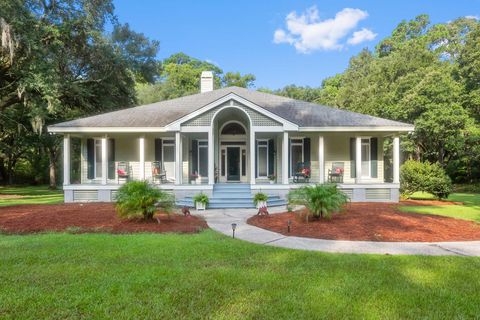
[253,192,268,209]
[268,173,276,184]
[190,172,199,184]
[193,192,209,210]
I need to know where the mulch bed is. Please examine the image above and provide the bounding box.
[248,203,480,242]
[0,203,208,234]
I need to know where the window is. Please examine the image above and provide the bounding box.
[94,139,102,178]
[198,140,208,177]
[163,139,175,181]
[361,138,371,177]
[257,140,268,177]
[290,138,304,176]
[221,122,246,135]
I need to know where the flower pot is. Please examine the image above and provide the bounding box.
[195,202,206,210]
[269,180,274,184]
[256,200,267,209]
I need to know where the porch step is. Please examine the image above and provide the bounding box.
[175,183,287,209]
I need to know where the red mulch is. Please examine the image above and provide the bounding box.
[0,203,208,234]
[247,203,480,242]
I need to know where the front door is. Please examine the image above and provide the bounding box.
[227,147,240,181]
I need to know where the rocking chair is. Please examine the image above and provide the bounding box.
[117,161,130,183]
[152,161,167,184]
[293,162,311,183]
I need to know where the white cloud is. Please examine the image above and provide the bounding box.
[347,28,377,45]
[465,15,479,20]
[273,6,373,53]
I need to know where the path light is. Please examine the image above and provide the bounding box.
[287,220,291,233]
[231,223,237,239]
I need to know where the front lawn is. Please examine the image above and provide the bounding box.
[399,193,480,223]
[0,185,63,206]
[1,231,480,319]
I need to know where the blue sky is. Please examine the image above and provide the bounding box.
[113,0,479,89]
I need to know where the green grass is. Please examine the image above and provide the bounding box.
[1,231,480,319]
[399,193,480,223]
[0,185,63,206]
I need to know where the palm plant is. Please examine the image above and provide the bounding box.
[116,180,174,220]
[288,184,348,221]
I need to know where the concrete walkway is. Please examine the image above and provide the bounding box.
[195,208,480,256]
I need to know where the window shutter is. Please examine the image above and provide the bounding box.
[191,140,198,174]
[268,139,275,176]
[370,138,378,178]
[108,139,115,180]
[350,138,356,178]
[255,140,258,178]
[155,139,162,162]
[303,137,311,165]
[87,139,94,180]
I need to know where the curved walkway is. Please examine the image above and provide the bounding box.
[195,208,480,256]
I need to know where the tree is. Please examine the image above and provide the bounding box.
[0,0,160,187]
[222,72,255,88]
[136,52,257,104]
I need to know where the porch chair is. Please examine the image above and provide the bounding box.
[152,161,167,184]
[328,162,344,183]
[293,162,311,183]
[117,161,130,184]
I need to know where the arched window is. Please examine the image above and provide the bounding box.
[221,122,246,135]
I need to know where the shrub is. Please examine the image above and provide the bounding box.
[116,181,174,220]
[400,160,452,200]
[253,192,268,206]
[288,184,348,220]
[193,192,209,205]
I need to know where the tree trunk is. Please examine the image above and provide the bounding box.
[48,150,57,189]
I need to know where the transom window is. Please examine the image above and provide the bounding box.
[221,122,246,135]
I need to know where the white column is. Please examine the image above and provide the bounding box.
[250,129,256,185]
[393,136,400,184]
[139,137,145,180]
[175,131,181,185]
[208,129,214,185]
[101,137,107,185]
[355,137,362,183]
[63,134,71,185]
[318,136,324,184]
[282,132,289,185]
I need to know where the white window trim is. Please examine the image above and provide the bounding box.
[256,139,269,178]
[289,138,304,177]
[360,137,371,178]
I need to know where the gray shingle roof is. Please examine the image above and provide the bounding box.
[50,86,412,129]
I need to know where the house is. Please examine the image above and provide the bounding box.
[48,71,414,207]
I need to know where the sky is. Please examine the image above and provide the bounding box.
[113,0,479,89]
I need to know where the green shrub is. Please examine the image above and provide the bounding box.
[116,181,174,220]
[193,192,209,205]
[253,192,268,205]
[400,160,452,200]
[288,184,348,220]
